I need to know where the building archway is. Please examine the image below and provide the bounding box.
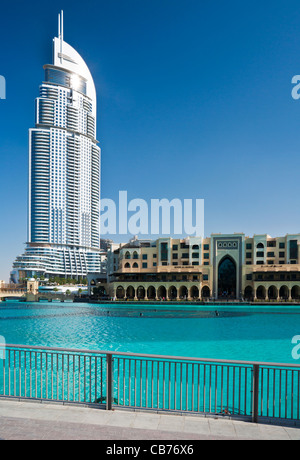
[126,285,135,299]
[218,256,236,298]
[137,286,145,300]
[202,286,210,299]
[147,286,156,300]
[292,286,300,300]
[256,285,266,300]
[157,286,166,299]
[179,286,188,299]
[268,285,277,300]
[168,286,177,300]
[190,286,199,299]
[279,285,289,300]
[244,286,253,300]
[116,286,125,299]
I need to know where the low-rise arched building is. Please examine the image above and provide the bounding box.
[90,234,300,302]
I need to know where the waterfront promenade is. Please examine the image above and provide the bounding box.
[0,400,299,440]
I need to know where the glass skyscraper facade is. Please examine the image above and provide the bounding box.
[11,13,101,282]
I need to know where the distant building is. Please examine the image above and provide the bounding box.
[100,239,113,253]
[101,234,300,301]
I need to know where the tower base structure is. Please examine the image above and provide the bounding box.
[10,243,103,283]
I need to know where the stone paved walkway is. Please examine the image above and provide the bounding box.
[0,400,300,440]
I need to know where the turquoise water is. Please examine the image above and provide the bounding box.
[1,301,300,364]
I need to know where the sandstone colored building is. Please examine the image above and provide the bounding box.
[91,234,300,302]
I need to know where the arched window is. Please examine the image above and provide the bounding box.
[124,262,130,268]
[132,262,138,268]
[125,251,131,259]
[257,243,264,249]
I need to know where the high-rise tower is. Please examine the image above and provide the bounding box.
[11,12,102,282]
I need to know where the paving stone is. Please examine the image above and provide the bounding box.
[133,413,160,430]
[183,417,210,435]
[232,421,263,439]
[107,411,137,427]
[208,419,237,438]
[284,428,300,440]
[0,399,299,440]
[158,415,185,432]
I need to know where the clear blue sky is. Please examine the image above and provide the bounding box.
[0,0,300,281]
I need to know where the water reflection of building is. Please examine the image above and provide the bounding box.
[88,234,300,302]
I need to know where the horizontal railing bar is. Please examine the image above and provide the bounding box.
[3,344,300,369]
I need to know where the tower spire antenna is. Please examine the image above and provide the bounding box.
[58,10,64,63]
[61,10,64,42]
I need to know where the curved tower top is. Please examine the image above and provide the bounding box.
[49,11,97,118]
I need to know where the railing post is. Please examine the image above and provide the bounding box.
[252,364,260,423]
[106,353,113,410]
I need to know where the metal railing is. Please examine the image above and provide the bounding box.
[1,344,300,423]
